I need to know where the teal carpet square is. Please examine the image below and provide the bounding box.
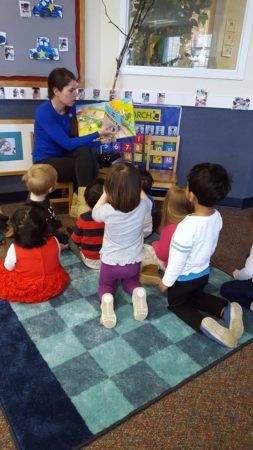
[22,309,66,341]
[52,353,107,396]
[10,300,52,321]
[35,329,86,368]
[146,344,201,387]
[50,284,82,307]
[152,313,195,343]
[90,336,141,377]
[73,318,118,350]
[114,304,146,334]
[178,332,230,366]
[122,322,172,358]
[56,297,99,327]
[72,379,133,434]
[112,361,169,408]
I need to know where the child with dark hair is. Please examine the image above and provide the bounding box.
[23,164,69,247]
[92,162,151,328]
[139,168,153,238]
[158,163,244,349]
[70,178,105,269]
[0,206,69,303]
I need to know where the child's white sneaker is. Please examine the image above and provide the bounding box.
[223,302,244,339]
[200,317,237,348]
[100,293,117,328]
[132,287,148,321]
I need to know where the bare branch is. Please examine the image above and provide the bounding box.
[112,0,148,90]
[101,0,127,36]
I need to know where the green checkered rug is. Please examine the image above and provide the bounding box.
[1,251,253,450]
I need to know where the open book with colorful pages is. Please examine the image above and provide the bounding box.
[76,99,136,139]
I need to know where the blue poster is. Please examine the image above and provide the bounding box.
[101,104,182,171]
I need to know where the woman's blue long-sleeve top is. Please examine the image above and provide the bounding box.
[33,101,100,162]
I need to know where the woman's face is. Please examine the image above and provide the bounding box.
[53,79,78,107]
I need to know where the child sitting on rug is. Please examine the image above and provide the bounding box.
[70,178,105,269]
[92,162,151,328]
[0,206,69,303]
[158,163,244,349]
[22,164,69,247]
[140,186,193,285]
[220,213,253,311]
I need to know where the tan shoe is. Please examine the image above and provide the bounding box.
[140,264,161,285]
[100,293,117,328]
[76,187,90,217]
[132,287,148,321]
[69,192,78,218]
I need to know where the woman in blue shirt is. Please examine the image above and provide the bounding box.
[33,67,113,216]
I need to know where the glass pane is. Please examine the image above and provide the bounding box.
[127,0,247,70]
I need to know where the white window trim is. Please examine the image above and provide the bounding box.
[119,0,253,80]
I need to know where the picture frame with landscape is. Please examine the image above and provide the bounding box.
[0,120,33,175]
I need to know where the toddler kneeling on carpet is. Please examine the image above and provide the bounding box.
[92,162,150,328]
[158,163,244,349]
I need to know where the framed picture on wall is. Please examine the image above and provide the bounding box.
[0,132,23,161]
[0,120,33,174]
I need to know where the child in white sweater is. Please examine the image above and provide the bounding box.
[158,163,244,349]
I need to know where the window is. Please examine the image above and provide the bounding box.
[121,0,253,79]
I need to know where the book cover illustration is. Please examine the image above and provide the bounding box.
[104,99,136,139]
[76,103,106,137]
[76,99,136,139]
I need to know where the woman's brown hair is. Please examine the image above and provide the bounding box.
[160,186,193,230]
[104,162,141,213]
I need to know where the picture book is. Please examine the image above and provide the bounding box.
[76,103,106,137]
[76,99,136,139]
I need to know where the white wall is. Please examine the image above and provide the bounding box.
[84,0,253,106]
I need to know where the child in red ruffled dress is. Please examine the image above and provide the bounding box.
[0,206,69,303]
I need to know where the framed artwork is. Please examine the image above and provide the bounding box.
[226,19,237,32]
[0,132,23,161]
[222,45,233,58]
[223,32,234,45]
[0,120,33,175]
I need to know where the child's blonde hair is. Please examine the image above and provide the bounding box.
[22,164,57,196]
[160,186,193,229]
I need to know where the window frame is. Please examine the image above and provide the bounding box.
[119,0,253,80]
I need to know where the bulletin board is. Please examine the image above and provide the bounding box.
[0,0,84,87]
